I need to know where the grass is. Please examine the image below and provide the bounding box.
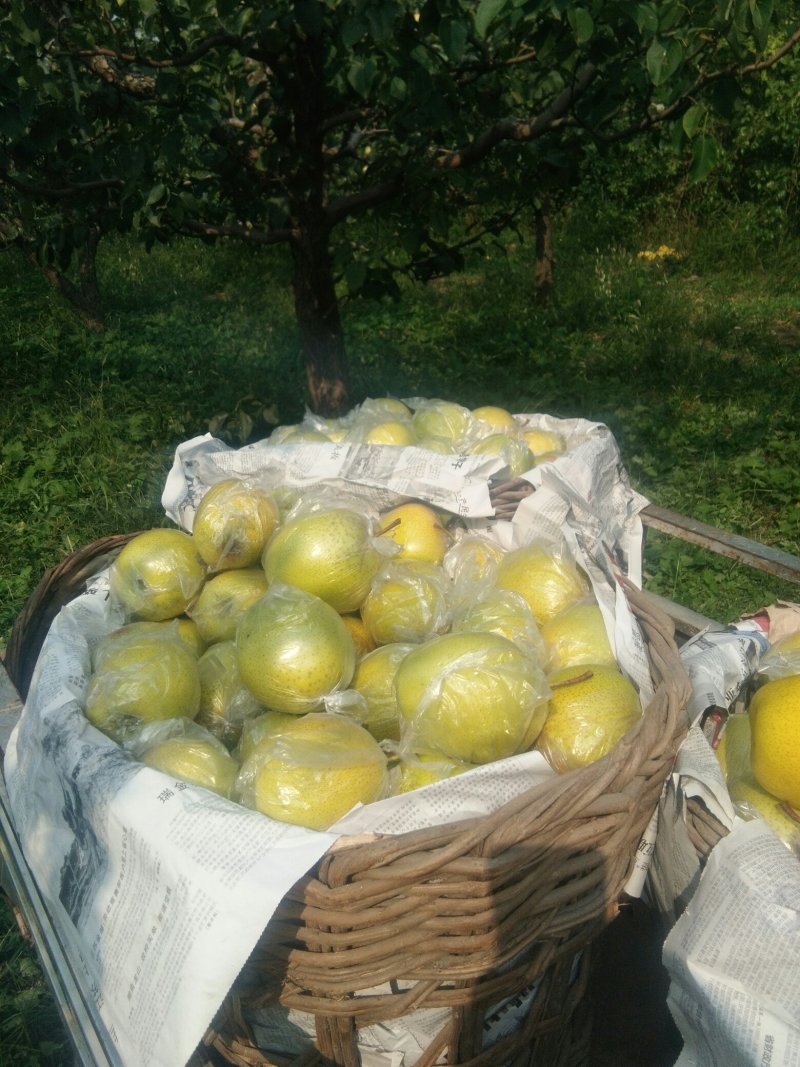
[1,203,799,1059]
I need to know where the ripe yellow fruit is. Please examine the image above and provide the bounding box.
[236,584,355,714]
[350,642,415,742]
[192,479,279,571]
[341,614,377,658]
[364,420,416,446]
[452,588,544,662]
[541,599,616,671]
[392,752,474,795]
[263,508,380,613]
[537,664,642,772]
[522,429,566,458]
[196,640,263,747]
[495,543,589,625]
[472,405,518,433]
[361,560,450,645]
[237,709,302,763]
[92,618,204,670]
[85,634,201,740]
[239,713,388,830]
[411,399,476,449]
[749,675,800,809]
[109,529,206,621]
[188,568,269,645]
[469,434,535,477]
[143,736,239,798]
[395,631,549,764]
[378,502,450,564]
[728,778,800,854]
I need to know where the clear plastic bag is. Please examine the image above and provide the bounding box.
[109,528,207,622]
[361,560,452,645]
[127,718,240,799]
[196,640,264,748]
[187,568,268,645]
[535,664,641,773]
[540,596,616,672]
[84,627,201,742]
[191,477,280,571]
[451,588,546,664]
[394,631,551,765]
[494,538,590,626]
[235,713,390,830]
[236,582,356,714]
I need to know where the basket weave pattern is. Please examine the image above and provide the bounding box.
[4,537,691,1067]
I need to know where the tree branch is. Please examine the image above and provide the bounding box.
[176,219,293,245]
[606,26,800,142]
[71,32,243,70]
[438,62,596,169]
[326,179,404,227]
[0,167,124,201]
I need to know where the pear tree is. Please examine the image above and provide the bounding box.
[1,1,797,412]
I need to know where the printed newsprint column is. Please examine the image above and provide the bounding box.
[664,818,800,1067]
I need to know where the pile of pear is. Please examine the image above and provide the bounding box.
[82,397,643,831]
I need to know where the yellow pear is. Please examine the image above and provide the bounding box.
[468,434,535,476]
[540,599,616,671]
[237,713,388,830]
[188,568,269,645]
[262,507,380,613]
[192,479,279,571]
[495,542,589,625]
[196,640,264,747]
[395,631,549,764]
[749,675,800,809]
[472,405,518,433]
[236,584,355,713]
[237,709,303,763]
[361,560,451,645]
[85,634,201,740]
[378,502,450,564]
[536,664,642,773]
[92,618,204,671]
[364,420,416,446]
[522,429,566,458]
[411,399,476,449]
[350,642,415,742]
[391,752,474,795]
[728,777,800,854]
[109,528,206,621]
[143,735,239,798]
[341,614,377,658]
[451,588,545,662]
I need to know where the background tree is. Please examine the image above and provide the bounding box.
[2,0,798,413]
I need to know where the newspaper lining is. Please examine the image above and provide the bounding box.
[4,412,655,1067]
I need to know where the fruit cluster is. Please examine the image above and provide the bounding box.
[82,397,643,831]
[716,633,800,854]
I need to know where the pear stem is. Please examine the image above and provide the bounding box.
[550,670,594,690]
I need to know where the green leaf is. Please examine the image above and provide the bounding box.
[646,36,684,86]
[341,16,367,48]
[138,0,158,14]
[567,8,594,44]
[474,0,507,40]
[439,17,469,62]
[689,134,718,182]
[682,104,703,137]
[347,59,378,97]
[145,183,166,206]
[367,3,397,43]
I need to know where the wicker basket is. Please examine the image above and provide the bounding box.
[3,533,691,1067]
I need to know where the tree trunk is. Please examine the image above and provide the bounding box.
[286,27,350,418]
[290,223,349,417]
[534,201,554,307]
[22,227,105,332]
